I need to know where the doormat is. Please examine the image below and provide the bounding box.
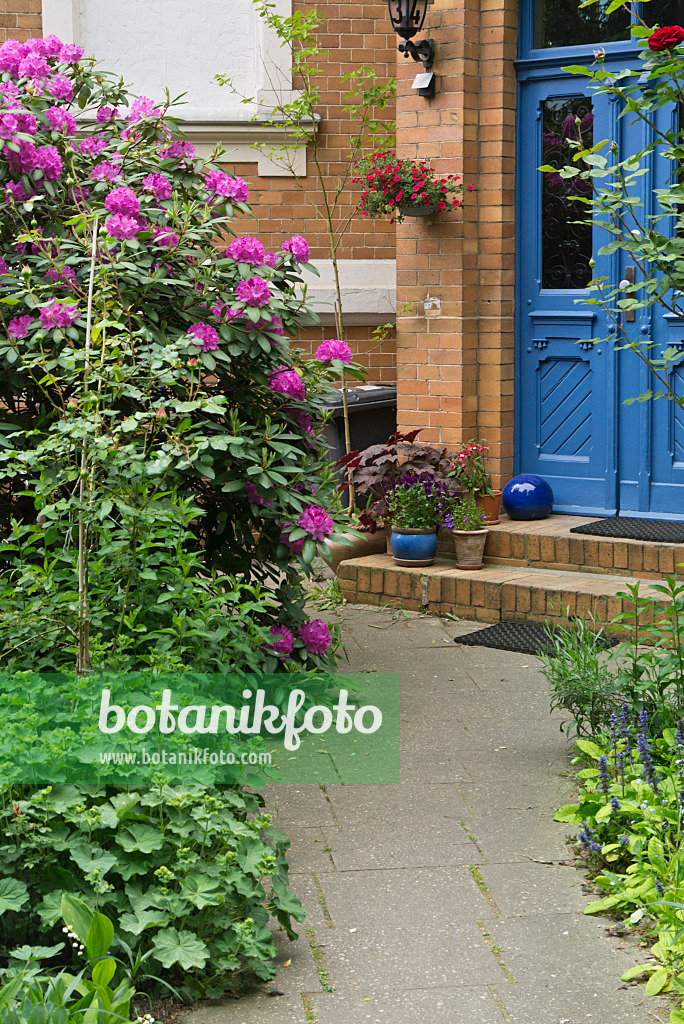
[569,517,684,543]
[454,621,618,657]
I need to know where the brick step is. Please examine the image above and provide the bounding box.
[435,515,684,581]
[337,554,670,627]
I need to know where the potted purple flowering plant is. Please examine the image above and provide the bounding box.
[442,493,489,569]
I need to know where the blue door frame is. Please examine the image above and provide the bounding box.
[515,10,684,517]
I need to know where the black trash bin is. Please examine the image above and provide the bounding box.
[321,385,397,507]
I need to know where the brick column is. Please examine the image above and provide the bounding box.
[395,0,518,487]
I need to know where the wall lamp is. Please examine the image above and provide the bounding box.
[386,0,435,96]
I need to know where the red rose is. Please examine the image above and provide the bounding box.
[648,25,684,50]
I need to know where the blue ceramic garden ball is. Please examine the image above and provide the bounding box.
[502,474,554,520]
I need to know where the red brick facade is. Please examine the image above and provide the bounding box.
[395,0,518,487]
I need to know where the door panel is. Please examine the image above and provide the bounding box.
[517,78,616,514]
[517,69,684,516]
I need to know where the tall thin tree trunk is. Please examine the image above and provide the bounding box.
[76,214,99,674]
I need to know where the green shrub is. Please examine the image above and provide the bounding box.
[0,784,303,1002]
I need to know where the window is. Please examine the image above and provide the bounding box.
[541,97,594,289]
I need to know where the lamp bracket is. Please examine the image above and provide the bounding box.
[398,37,435,72]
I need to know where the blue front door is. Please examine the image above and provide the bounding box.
[516,5,684,517]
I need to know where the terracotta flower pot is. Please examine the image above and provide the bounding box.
[452,528,488,569]
[477,490,502,525]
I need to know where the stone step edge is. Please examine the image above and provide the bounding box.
[337,555,670,627]
[477,527,684,578]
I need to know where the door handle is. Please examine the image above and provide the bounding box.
[620,266,635,322]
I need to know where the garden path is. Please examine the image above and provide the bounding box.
[182,606,661,1024]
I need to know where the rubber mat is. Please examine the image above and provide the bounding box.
[454,621,617,656]
[569,517,684,542]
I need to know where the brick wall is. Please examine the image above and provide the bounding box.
[224,2,397,263]
[395,0,518,487]
[1,0,41,42]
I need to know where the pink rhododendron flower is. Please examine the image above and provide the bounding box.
[105,214,141,240]
[315,338,352,365]
[151,225,178,248]
[8,314,32,339]
[33,35,63,58]
[0,112,17,138]
[0,259,9,275]
[96,105,118,123]
[4,181,28,204]
[298,619,332,655]
[6,138,38,175]
[288,408,313,435]
[129,96,159,122]
[105,186,140,217]
[279,525,304,555]
[59,43,84,64]
[245,481,273,507]
[269,366,305,401]
[282,234,310,263]
[47,75,74,102]
[187,323,219,352]
[0,40,25,76]
[15,110,37,134]
[298,505,334,541]
[226,236,265,265]
[254,314,284,336]
[142,172,172,202]
[203,169,249,202]
[37,145,62,181]
[265,625,295,657]
[236,276,271,307]
[39,301,79,329]
[79,136,107,158]
[91,161,120,182]
[46,107,76,135]
[45,266,76,288]
[161,139,196,161]
[18,53,50,79]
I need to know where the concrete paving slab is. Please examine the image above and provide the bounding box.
[308,984,504,1023]
[457,807,572,864]
[486,912,649,983]
[323,781,469,828]
[279,826,336,876]
[476,862,588,917]
[309,863,496,924]
[309,919,504,993]
[320,821,479,871]
[262,784,336,829]
[496,979,662,1024]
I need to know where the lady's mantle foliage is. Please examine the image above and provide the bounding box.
[0,33,346,671]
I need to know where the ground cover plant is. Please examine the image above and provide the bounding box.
[545,583,684,1019]
[0,31,352,1003]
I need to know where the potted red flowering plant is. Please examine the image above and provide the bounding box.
[353,151,473,222]
[443,441,502,524]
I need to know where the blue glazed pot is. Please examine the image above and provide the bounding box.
[390,527,438,567]
[502,474,554,520]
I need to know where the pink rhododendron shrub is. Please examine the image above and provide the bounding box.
[0,34,345,681]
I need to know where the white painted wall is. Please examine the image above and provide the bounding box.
[43,0,295,121]
[77,0,256,121]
